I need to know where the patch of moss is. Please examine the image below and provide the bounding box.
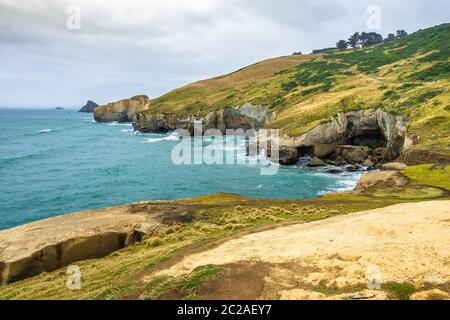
[368,186,443,199]
[408,62,450,81]
[142,265,227,300]
[384,283,416,300]
[402,164,450,190]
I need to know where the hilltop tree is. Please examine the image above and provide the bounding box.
[385,33,396,42]
[348,32,361,49]
[336,40,348,50]
[396,29,408,37]
[360,32,383,47]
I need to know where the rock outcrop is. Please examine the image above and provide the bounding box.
[296,109,408,161]
[0,204,165,286]
[132,106,408,166]
[308,157,325,167]
[278,146,300,165]
[94,95,150,122]
[409,289,450,300]
[153,201,450,300]
[272,109,409,166]
[381,162,409,171]
[133,103,273,134]
[79,100,99,113]
[355,171,409,192]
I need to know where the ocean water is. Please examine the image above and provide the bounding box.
[0,109,363,230]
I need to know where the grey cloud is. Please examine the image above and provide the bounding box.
[0,0,448,107]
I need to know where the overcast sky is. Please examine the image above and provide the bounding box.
[0,0,448,108]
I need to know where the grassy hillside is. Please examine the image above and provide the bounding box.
[147,23,449,157]
[148,54,317,115]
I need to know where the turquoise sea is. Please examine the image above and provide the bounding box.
[0,109,363,230]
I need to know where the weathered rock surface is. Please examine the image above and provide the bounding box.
[132,106,408,166]
[132,113,179,133]
[78,100,99,113]
[308,157,325,167]
[409,289,450,300]
[293,109,408,162]
[362,159,375,168]
[278,146,299,165]
[155,201,450,300]
[132,103,274,134]
[270,109,408,165]
[313,144,339,159]
[0,204,166,286]
[381,162,409,171]
[94,95,150,122]
[340,146,370,163]
[355,171,408,192]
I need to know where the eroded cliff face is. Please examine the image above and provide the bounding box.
[94,95,151,122]
[133,104,409,165]
[256,109,410,166]
[304,110,407,160]
[132,103,274,134]
[0,203,175,286]
[276,109,409,165]
[297,109,408,157]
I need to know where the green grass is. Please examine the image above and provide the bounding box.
[408,62,450,81]
[384,283,416,300]
[176,265,227,295]
[141,265,227,300]
[402,164,450,190]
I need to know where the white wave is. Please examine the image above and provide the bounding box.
[107,122,132,126]
[140,133,180,143]
[335,172,364,192]
[121,129,134,133]
[37,129,53,134]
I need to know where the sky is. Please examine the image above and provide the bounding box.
[0,0,448,108]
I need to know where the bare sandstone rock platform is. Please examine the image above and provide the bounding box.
[0,204,164,285]
[154,201,450,300]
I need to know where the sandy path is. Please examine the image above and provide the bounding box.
[157,201,450,295]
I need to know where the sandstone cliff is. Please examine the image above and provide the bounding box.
[94,95,150,122]
[0,204,166,286]
[271,109,409,165]
[132,102,274,134]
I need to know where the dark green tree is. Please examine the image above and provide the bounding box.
[385,33,396,41]
[360,32,383,47]
[348,32,360,48]
[336,40,348,50]
[396,29,408,37]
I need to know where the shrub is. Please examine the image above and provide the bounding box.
[147,237,164,248]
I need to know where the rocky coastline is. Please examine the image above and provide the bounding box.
[0,101,419,286]
[92,96,412,169]
[1,160,447,288]
[132,104,410,168]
